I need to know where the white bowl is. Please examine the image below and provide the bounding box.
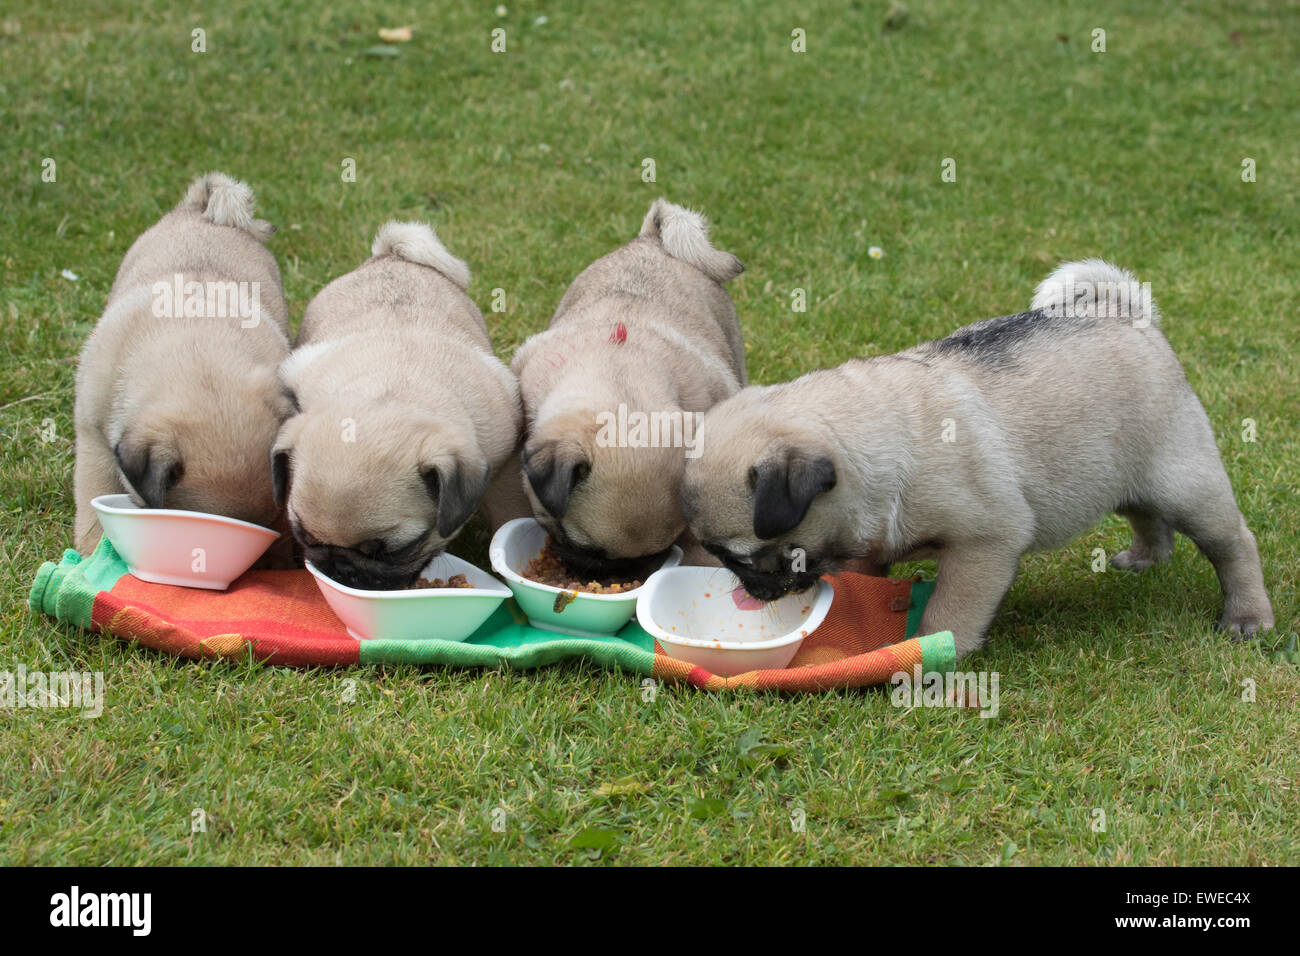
[489,517,682,638]
[636,566,834,676]
[91,493,279,590]
[306,552,511,642]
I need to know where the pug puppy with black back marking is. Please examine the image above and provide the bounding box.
[502,198,746,578]
[683,260,1274,657]
[73,172,292,555]
[274,221,521,590]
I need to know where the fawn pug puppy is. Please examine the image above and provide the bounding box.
[683,260,1274,657]
[73,172,291,554]
[506,198,746,577]
[274,222,521,590]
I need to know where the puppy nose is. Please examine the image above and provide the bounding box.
[355,538,386,558]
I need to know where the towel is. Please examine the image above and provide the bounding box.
[29,538,955,692]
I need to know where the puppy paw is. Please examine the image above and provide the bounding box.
[1110,548,1158,572]
[1216,610,1275,640]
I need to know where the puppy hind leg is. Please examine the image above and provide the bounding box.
[1145,411,1273,637]
[917,546,1022,659]
[1177,505,1274,638]
[1111,510,1175,572]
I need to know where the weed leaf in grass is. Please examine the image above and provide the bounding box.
[1269,633,1298,667]
[361,45,400,58]
[686,796,727,820]
[569,827,620,851]
[877,784,916,804]
[1000,840,1018,865]
[737,728,790,768]
[591,776,651,798]
[935,774,970,795]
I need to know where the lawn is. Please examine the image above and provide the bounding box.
[1,0,1296,865]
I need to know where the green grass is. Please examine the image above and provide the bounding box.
[1,0,1297,865]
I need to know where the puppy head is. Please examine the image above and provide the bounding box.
[273,403,489,590]
[521,409,683,579]
[114,364,290,528]
[682,395,843,601]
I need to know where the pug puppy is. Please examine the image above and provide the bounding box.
[73,172,291,554]
[683,260,1274,657]
[274,221,521,590]
[505,198,746,578]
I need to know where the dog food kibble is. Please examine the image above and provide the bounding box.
[522,538,643,594]
[410,573,474,590]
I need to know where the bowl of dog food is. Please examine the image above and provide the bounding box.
[91,493,280,590]
[307,552,512,642]
[489,517,682,638]
[636,566,834,676]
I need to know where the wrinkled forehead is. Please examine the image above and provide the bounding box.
[292,478,429,549]
[562,450,683,540]
[588,439,684,488]
[289,431,426,523]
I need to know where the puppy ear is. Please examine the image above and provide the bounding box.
[421,454,491,538]
[114,436,182,509]
[270,449,291,510]
[750,451,836,540]
[270,382,299,422]
[522,441,589,520]
[269,417,300,510]
[244,364,296,421]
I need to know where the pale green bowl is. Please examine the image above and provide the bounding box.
[488,518,681,638]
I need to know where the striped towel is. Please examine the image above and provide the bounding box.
[29,538,954,692]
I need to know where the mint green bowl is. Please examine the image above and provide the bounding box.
[489,518,682,638]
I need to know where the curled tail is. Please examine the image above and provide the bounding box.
[180,172,276,242]
[640,198,743,284]
[1031,258,1159,326]
[371,220,471,290]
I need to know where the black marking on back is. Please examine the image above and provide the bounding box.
[924,308,1090,365]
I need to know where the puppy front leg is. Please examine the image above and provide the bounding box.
[480,453,533,532]
[252,513,300,570]
[918,546,1022,659]
[73,432,123,555]
[676,528,720,567]
[842,557,891,577]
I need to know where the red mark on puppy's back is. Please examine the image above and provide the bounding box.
[610,322,628,345]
